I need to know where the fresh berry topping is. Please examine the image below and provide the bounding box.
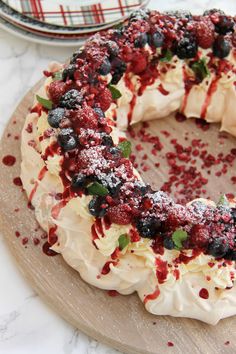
[71,173,87,189]
[48,108,65,128]
[48,80,66,105]
[106,40,119,57]
[176,37,198,59]
[89,196,107,217]
[60,89,83,109]
[136,217,163,238]
[94,107,105,118]
[166,10,192,19]
[98,58,111,75]
[213,36,231,58]
[149,31,164,48]
[189,224,210,248]
[98,173,121,196]
[134,32,148,48]
[195,19,215,49]
[208,238,230,258]
[215,15,234,35]
[73,105,98,129]
[70,49,84,64]
[62,64,76,81]
[101,133,114,147]
[111,59,127,85]
[57,128,77,151]
[203,9,225,16]
[163,237,175,250]
[129,9,150,22]
[231,208,236,222]
[131,52,148,74]
[107,204,132,225]
[96,87,112,111]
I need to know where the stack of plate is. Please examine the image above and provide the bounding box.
[0,0,149,46]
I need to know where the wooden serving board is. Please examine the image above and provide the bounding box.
[0,80,236,354]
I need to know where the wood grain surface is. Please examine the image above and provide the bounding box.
[0,80,236,354]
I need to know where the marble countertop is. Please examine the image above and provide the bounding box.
[0,1,235,353]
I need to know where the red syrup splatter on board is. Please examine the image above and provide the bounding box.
[13,177,22,186]
[42,242,58,256]
[167,341,174,347]
[199,288,209,299]
[107,290,119,297]
[2,155,16,166]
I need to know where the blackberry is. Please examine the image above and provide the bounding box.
[134,182,152,196]
[176,37,198,59]
[136,217,162,238]
[101,133,114,147]
[166,10,192,19]
[62,64,76,81]
[106,40,119,57]
[163,237,175,250]
[213,36,231,58]
[203,9,225,16]
[134,32,148,48]
[70,49,84,64]
[59,89,83,109]
[57,128,78,151]
[149,31,164,48]
[48,108,65,128]
[129,9,150,22]
[89,196,107,217]
[215,16,234,35]
[98,174,121,196]
[71,173,87,189]
[98,58,111,75]
[225,250,236,261]
[111,59,127,85]
[208,238,230,258]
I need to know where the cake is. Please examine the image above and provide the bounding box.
[21,8,236,325]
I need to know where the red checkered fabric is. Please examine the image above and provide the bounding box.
[3,0,146,26]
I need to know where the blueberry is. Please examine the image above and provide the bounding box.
[149,31,164,48]
[129,9,150,22]
[94,107,105,118]
[213,36,231,58]
[163,237,175,250]
[58,128,77,151]
[71,173,87,189]
[136,217,162,238]
[109,147,121,158]
[89,196,107,217]
[62,64,76,81]
[106,40,119,57]
[215,16,234,35]
[48,108,65,128]
[60,89,83,109]
[111,59,127,85]
[176,37,198,59]
[208,238,230,258]
[134,32,148,48]
[98,58,111,75]
[101,133,114,147]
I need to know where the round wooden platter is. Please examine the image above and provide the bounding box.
[0,80,236,354]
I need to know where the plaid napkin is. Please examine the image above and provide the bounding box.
[3,0,146,26]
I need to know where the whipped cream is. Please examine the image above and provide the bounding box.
[20,67,236,324]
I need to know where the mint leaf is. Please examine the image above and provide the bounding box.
[87,182,109,196]
[108,84,122,100]
[217,194,229,206]
[191,58,210,81]
[52,71,63,81]
[160,49,173,62]
[36,95,53,110]
[118,234,130,250]
[172,229,188,250]
[118,140,132,158]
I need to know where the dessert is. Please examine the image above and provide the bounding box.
[21,9,236,325]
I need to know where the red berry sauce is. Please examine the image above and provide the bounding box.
[2,155,16,166]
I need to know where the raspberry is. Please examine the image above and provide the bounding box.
[107,204,132,225]
[48,80,66,104]
[96,87,112,111]
[189,224,210,248]
[195,19,215,49]
[131,52,148,74]
[73,104,98,130]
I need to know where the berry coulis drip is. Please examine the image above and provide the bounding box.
[2,155,16,166]
[34,8,236,263]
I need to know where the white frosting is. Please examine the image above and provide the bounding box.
[21,51,236,325]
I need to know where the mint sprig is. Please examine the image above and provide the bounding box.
[160,49,173,63]
[36,95,53,110]
[108,84,122,100]
[172,229,188,250]
[191,58,210,81]
[118,140,132,158]
[217,194,229,206]
[52,71,63,81]
[87,182,109,196]
[118,234,130,250]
